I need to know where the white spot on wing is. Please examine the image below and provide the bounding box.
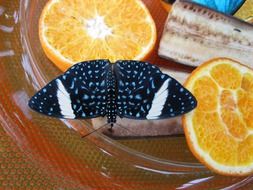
[56,79,75,118]
[146,78,171,119]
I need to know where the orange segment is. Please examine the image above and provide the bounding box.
[220,90,236,110]
[220,90,248,140]
[241,73,253,93]
[237,89,253,130]
[209,133,238,166]
[39,0,156,71]
[183,58,253,176]
[210,63,242,89]
[221,108,248,140]
[192,76,219,111]
[192,111,223,151]
[238,136,253,165]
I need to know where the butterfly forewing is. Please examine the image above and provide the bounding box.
[29,60,110,119]
[115,60,197,119]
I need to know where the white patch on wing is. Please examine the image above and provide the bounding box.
[146,78,171,119]
[56,79,75,118]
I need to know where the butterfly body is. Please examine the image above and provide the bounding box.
[106,64,117,126]
[29,60,197,127]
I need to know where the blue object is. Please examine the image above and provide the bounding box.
[29,60,197,127]
[192,0,245,15]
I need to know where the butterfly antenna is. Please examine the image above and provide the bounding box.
[81,123,110,138]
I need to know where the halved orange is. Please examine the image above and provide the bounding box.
[159,0,172,12]
[39,0,156,71]
[183,58,253,176]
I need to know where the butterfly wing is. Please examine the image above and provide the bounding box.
[29,60,110,119]
[114,60,197,120]
[192,0,244,14]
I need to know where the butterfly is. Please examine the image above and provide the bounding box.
[191,0,245,15]
[29,60,197,127]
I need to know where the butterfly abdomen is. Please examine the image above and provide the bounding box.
[106,65,117,126]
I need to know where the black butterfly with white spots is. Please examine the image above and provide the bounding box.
[29,60,197,127]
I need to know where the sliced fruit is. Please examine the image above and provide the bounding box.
[159,0,173,12]
[158,0,253,68]
[39,0,156,71]
[183,58,253,176]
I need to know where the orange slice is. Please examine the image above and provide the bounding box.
[39,0,156,71]
[183,58,253,176]
[159,0,173,12]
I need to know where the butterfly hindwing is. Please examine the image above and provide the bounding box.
[192,0,244,14]
[29,60,110,119]
[115,60,197,120]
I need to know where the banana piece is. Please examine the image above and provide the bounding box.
[159,0,253,68]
